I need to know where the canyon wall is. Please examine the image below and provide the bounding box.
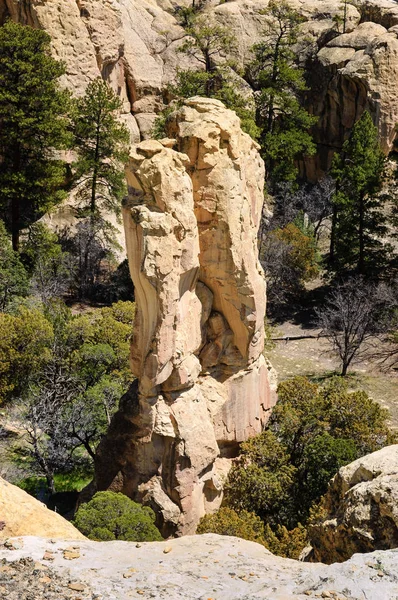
[94,97,275,535]
[3,0,398,175]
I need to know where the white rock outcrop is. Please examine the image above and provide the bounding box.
[2,533,398,598]
[94,98,274,535]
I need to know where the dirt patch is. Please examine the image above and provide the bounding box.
[268,320,398,429]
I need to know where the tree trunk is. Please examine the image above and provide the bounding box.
[83,439,96,461]
[11,196,20,252]
[358,194,365,274]
[90,120,101,216]
[329,204,337,266]
[46,471,56,496]
[266,43,281,135]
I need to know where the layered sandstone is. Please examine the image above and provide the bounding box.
[308,445,398,563]
[95,97,274,535]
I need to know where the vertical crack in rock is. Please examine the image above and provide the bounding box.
[94,98,276,536]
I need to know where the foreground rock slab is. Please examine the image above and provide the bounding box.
[1,533,398,599]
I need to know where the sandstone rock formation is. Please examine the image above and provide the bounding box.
[94,97,274,536]
[0,477,85,540]
[308,445,398,563]
[2,533,398,598]
[3,0,398,174]
[306,14,398,179]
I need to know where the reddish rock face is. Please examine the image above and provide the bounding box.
[95,98,276,536]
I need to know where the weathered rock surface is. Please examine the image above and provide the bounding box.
[1,534,398,599]
[0,477,85,540]
[0,556,95,600]
[94,97,274,536]
[306,14,398,178]
[309,445,398,564]
[3,0,398,171]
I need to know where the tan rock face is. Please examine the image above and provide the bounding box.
[306,12,398,178]
[2,0,398,171]
[308,445,398,563]
[0,477,85,540]
[95,98,274,535]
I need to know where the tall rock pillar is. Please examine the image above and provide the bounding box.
[95,98,275,535]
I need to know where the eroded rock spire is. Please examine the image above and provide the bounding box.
[95,98,275,535]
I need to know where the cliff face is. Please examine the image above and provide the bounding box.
[94,97,275,535]
[304,16,398,179]
[3,0,398,174]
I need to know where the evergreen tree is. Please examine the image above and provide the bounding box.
[177,16,236,96]
[249,1,317,185]
[74,492,162,541]
[71,78,130,219]
[330,111,388,275]
[0,21,71,251]
[166,16,259,139]
[0,220,29,310]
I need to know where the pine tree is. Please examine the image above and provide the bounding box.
[0,21,71,251]
[0,220,29,310]
[249,1,317,185]
[166,16,259,139]
[330,111,388,275]
[72,78,130,219]
[177,16,236,97]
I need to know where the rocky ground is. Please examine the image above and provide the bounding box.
[0,556,97,600]
[1,534,398,600]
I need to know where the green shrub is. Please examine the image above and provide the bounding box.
[263,523,308,559]
[224,430,296,527]
[74,491,163,542]
[223,376,394,538]
[197,508,266,545]
[197,507,307,560]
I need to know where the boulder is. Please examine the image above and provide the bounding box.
[0,477,85,540]
[309,445,398,563]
